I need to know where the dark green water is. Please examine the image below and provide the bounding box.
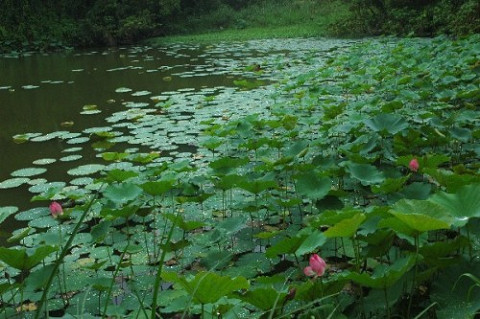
[0,45,238,213]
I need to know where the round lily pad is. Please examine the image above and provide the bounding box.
[131,90,151,96]
[33,158,57,165]
[22,85,39,89]
[66,137,90,144]
[0,178,30,189]
[27,178,48,185]
[28,181,66,194]
[124,102,150,108]
[60,155,83,162]
[0,206,18,224]
[67,164,105,176]
[115,87,133,93]
[80,110,102,115]
[15,207,49,221]
[70,177,94,186]
[11,167,47,177]
[62,147,83,153]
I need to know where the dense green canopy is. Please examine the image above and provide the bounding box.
[0,0,479,51]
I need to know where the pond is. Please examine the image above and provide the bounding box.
[0,38,357,237]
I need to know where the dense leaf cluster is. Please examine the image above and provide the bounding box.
[1,34,480,318]
[334,0,480,36]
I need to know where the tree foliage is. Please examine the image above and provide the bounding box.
[335,0,480,36]
[0,0,478,52]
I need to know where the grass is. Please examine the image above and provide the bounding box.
[146,0,351,45]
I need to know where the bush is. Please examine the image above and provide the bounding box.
[334,0,480,36]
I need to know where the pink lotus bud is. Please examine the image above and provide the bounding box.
[49,201,64,219]
[409,158,419,172]
[304,254,326,277]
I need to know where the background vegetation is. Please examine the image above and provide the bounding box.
[0,0,479,52]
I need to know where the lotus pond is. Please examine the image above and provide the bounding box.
[0,34,480,318]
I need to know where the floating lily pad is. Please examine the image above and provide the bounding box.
[83,104,98,110]
[31,131,72,142]
[83,126,113,134]
[131,90,151,96]
[62,147,83,153]
[12,133,42,144]
[33,158,57,165]
[15,207,48,221]
[67,164,105,176]
[124,101,150,108]
[80,110,102,115]
[11,167,47,177]
[27,178,48,185]
[28,181,66,194]
[0,178,30,189]
[66,137,90,144]
[22,85,39,89]
[115,87,133,93]
[60,155,83,162]
[70,177,94,186]
[0,206,18,225]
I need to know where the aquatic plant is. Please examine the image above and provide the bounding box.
[0,34,480,318]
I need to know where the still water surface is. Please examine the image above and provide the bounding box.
[0,45,241,210]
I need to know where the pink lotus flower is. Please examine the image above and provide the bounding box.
[304,254,327,277]
[409,158,419,172]
[49,201,64,219]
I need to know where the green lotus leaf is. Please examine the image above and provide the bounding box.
[66,137,90,144]
[365,113,408,135]
[28,216,59,228]
[115,87,133,93]
[83,104,98,110]
[60,155,83,163]
[390,199,452,233]
[162,271,249,305]
[105,169,138,182]
[67,164,105,176]
[164,213,206,231]
[100,205,139,219]
[70,177,94,186]
[0,245,57,270]
[32,158,57,165]
[11,167,47,177]
[209,157,249,174]
[235,287,287,311]
[347,255,416,288]
[324,213,366,238]
[342,161,385,186]
[372,175,409,194]
[131,90,151,96]
[0,206,18,225]
[103,183,143,204]
[80,109,101,115]
[429,183,480,227]
[295,173,331,200]
[15,207,49,221]
[295,230,327,256]
[238,179,277,195]
[265,235,306,258]
[431,260,480,319]
[141,180,174,196]
[62,147,83,153]
[0,177,30,189]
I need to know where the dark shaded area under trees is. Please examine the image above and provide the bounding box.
[0,0,479,52]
